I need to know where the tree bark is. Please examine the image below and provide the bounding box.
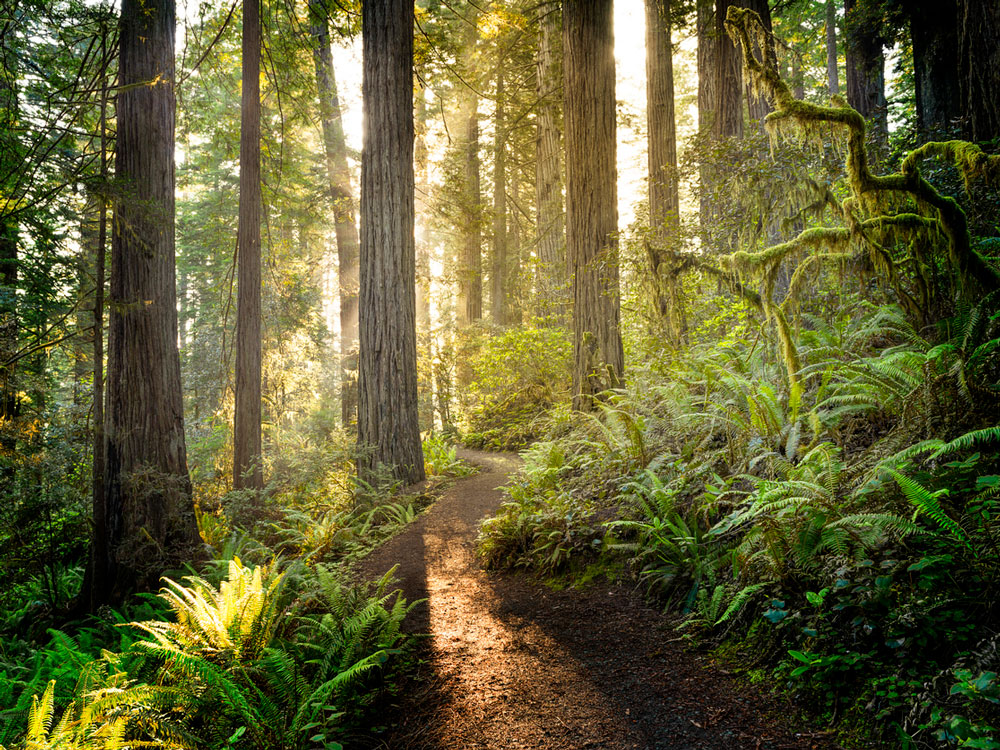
[714,0,743,140]
[534,1,565,323]
[741,0,775,125]
[826,0,839,95]
[103,0,200,602]
[310,0,360,426]
[234,0,263,491]
[414,78,434,431]
[957,0,1000,144]
[909,0,960,140]
[357,0,424,485]
[491,67,508,326]
[457,18,482,327]
[645,0,685,342]
[0,40,18,478]
[563,0,624,411]
[844,0,887,140]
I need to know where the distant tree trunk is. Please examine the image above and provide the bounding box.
[910,0,960,140]
[357,0,424,485]
[0,42,18,478]
[491,66,508,326]
[826,0,839,95]
[714,0,743,140]
[645,0,685,343]
[102,0,200,602]
[844,0,887,140]
[457,20,482,327]
[0,219,15,476]
[742,0,775,125]
[309,0,360,426]
[234,0,263,491]
[414,79,434,431]
[957,0,1000,144]
[534,1,565,323]
[792,52,806,99]
[697,0,716,229]
[564,0,624,411]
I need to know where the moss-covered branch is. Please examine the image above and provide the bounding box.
[725,6,1000,297]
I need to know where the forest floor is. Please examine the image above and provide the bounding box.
[355,450,844,750]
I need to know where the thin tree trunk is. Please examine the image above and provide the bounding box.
[103,0,200,602]
[645,0,684,342]
[534,1,565,323]
[457,17,482,326]
[234,0,263,490]
[826,0,839,95]
[564,0,624,411]
[309,0,360,426]
[357,0,424,485]
[90,75,108,610]
[697,0,716,229]
[414,78,434,431]
[491,66,507,326]
[0,39,17,478]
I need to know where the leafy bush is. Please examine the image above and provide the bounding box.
[458,324,572,451]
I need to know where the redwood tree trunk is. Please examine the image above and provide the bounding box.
[310,0,360,426]
[103,0,200,601]
[234,0,263,490]
[910,0,960,140]
[742,0,775,125]
[357,0,424,485]
[564,0,624,411]
[714,0,743,140]
[826,0,839,95]
[645,0,685,342]
[957,0,1000,144]
[534,1,565,322]
[457,19,482,326]
[844,0,887,140]
[491,66,507,326]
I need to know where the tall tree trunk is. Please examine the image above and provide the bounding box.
[414,78,434,431]
[645,0,685,342]
[564,0,624,411]
[457,18,482,327]
[714,0,743,140]
[491,66,507,326]
[844,0,887,141]
[103,0,200,602]
[0,39,17,478]
[826,0,839,95]
[697,0,716,229]
[309,0,360,426]
[742,0,775,125]
[534,1,565,323]
[910,0,960,140]
[0,219,15,477]
[357,0,424,485]
[957,0,1000,144]
[234,0,262,491]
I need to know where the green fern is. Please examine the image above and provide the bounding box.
[890,470,970,545]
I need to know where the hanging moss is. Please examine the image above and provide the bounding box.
[726,7,1000,298]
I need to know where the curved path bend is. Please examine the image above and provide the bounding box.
[356,450,840,750]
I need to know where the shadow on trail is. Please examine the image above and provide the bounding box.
[354,450,838,750]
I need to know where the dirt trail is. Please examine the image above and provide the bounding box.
[356,450,840,750]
